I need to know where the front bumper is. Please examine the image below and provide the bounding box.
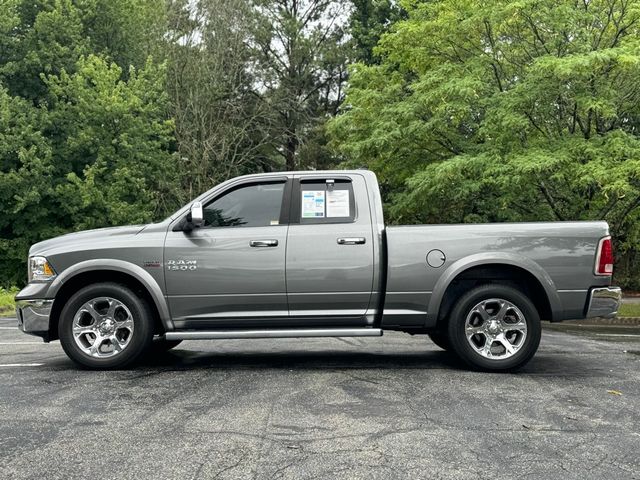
[16,299,53,340]
[585,287,622,319]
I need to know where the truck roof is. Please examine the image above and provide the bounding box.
[229,169,375,180]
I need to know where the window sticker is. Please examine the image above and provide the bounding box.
[302,190,325,218]
[326,189,350,217]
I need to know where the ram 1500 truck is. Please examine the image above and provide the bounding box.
[15,170,622,371]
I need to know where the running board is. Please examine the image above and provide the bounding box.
[165,328,383,341]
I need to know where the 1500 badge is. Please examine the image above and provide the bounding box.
[166,259,197,271]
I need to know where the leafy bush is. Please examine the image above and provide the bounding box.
[0,286,19,315]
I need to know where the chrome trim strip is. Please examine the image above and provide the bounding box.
[287,292,374,296]
[585,287,621,319]
[165,328,383,341]
[182,310,289,319]
[382,308,427,316]
[169,292,375,298]
[385,291,432,295]
[289,310,368,316]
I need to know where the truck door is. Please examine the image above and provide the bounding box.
[285,174,375,326]
[164,178,291,328]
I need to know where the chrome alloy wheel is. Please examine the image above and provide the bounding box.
[464,298,527,360]
[72,297,135,358]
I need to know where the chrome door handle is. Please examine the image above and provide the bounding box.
[337,237,366,245]
[250,239,278,247]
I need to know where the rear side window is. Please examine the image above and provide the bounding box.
[203,182,285,228]
[296,179,355,224]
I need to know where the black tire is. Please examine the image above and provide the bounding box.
[59,282,154,369]
[447,284,541,371]
[428,331,451,351]
[150,338,183,353]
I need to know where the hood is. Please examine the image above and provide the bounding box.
[29,225,148,257]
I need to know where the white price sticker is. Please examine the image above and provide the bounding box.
[327,189,350,217]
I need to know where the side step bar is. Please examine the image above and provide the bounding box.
[165,328,383,341]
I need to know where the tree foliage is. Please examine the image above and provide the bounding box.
[349,0,406,65]
[0,0,178,285]
[2,0,640,289]
[251,0,352,170]
[165,0,353,192]
[166,0,276,200]
[329,0,640,287]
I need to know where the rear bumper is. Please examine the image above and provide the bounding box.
[585,287,621,319]
[16,299,53,340]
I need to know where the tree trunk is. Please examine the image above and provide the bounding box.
[285,131,297,170]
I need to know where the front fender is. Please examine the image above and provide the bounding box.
[48,259,173,331]
[426,252,561,324]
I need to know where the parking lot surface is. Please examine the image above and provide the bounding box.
[1,317,639,480]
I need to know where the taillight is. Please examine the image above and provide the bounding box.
[595,236,613,276]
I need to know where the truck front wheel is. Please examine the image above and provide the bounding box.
[447,285,541,371]
[58,283,154,369]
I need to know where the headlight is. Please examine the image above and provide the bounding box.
[29,256,56,282]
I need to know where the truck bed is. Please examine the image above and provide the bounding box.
[382,221,611,327]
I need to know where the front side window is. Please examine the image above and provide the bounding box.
[203,182,285,228]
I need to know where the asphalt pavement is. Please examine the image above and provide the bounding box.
[0,317,639,480]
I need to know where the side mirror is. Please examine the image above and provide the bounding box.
[186,202,204,230]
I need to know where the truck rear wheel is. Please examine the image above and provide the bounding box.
[58,283,154,369]
[447,285,541,371]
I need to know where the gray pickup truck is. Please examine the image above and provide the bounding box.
[16,170,621,371]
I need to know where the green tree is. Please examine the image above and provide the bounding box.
[329,0,640,287]
[0,1,177,286]
[0,0,164,102]
[0,0,88,101]
[46,55,178,229]
[0,86,54,285]
[349,0,406,65]
[251,0,352,170]
[166,0,275,200]
[81,0,167,72]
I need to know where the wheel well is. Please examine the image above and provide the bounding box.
[436,264,552,327]
[48,270,164,341]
